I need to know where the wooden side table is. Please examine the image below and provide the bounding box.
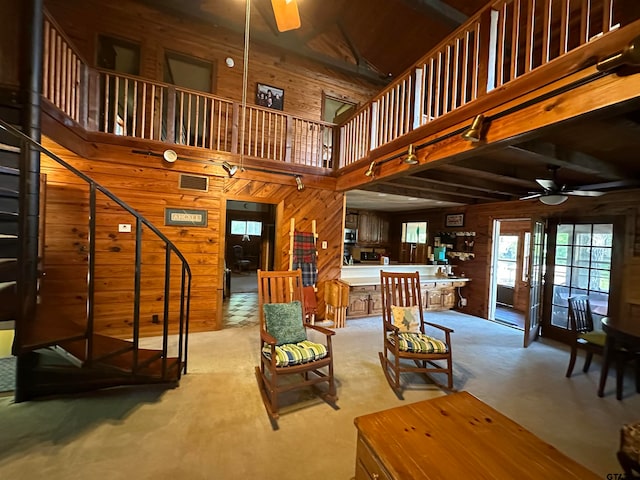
[354,391,599,480]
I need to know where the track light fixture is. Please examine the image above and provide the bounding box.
[295,175,304,191]
[461,114,485,142]
[221,161,238,178]
[404,144,418,165]
[597,35,640,72]
[364,161,376,177]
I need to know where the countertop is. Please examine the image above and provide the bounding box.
[341,276,470,287]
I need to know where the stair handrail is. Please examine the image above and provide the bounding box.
[0,117,192,376]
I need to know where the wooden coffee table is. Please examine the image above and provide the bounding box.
[354,391,599,479]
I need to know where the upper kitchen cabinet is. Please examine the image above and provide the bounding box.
[357,210,389,245]
[345,212,359,230]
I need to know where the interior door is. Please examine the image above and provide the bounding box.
[524,218,545,347]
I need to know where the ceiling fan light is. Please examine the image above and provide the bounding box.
[539,194,568,205]
[271,0,301,32]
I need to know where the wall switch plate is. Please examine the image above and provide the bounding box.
[321,241,328,249]
[118,223,132,233]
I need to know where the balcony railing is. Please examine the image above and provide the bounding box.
[42,2,637,174]
[338,0,635,168]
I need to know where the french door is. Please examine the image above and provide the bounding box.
[542,218,623,342]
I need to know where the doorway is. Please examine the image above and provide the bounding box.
[222,200,276,328]
[489,219,530,330]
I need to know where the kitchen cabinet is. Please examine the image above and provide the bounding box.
[345,212,359,230]
[347,287,372,317]
[422,283,457,310]
[357,211,389,245]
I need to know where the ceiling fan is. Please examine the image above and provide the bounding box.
[270,0,301,32]
[519,166,606,205]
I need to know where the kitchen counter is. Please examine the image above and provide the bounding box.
[342,276,469,287]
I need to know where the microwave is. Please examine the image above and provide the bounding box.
[344,228,358,244]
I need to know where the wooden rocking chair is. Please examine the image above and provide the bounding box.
[255,269,337,423]
[379,271,454,398]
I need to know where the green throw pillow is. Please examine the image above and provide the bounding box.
[263,300,307,346]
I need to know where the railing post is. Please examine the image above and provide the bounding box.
[86,68,100,131]
[231,102,239,155]
[79,63,89,129]
[476,8,495,97]
[165,85,176,143]
[285,114,293,163]
[331,125,340,171]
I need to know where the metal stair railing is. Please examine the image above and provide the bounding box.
[0,117,192,379]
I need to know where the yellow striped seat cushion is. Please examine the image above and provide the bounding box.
[262,340,328,367]
[390,332,448,354]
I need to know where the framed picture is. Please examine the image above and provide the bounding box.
[445,213,465,228]
[256,83,284,110]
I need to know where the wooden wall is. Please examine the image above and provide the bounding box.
[43,0,378,121]
[390,192,640,322]
[40,136,345,337]
[0,0,22,89]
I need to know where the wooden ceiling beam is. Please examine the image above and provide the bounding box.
[436,164,537,189]
[508,142,629,180]
[411,169,524,196]
[382,176,511,201]
[362,183,475,204]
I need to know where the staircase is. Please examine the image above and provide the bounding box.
[0,114,192,402]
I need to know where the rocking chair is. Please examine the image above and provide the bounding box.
[379,271,454,397]
[255,269,337,423]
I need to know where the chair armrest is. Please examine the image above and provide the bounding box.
[424,321,454,334]
[305,324,335,336]
[383,320,399,333]
[260,329,277,345]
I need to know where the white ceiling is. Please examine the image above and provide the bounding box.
[345,190,463,212]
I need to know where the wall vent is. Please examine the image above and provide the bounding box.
[179,174,209,192]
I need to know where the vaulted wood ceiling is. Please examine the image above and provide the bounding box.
[138,0,488,82]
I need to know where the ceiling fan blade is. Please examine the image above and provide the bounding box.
[536,179,558,191]
[565,190,606,197]
[271,0,301,32]
[520,193,543,200]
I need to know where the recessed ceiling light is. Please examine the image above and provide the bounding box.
[377,193,387,197]
[408,197,417,201]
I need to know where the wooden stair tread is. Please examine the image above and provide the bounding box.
[60,334,179,379]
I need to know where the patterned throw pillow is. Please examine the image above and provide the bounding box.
[390,305,420,333]
[263,300,307,346]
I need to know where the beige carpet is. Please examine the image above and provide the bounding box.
[0,311,638,479]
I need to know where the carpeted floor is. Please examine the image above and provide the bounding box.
[0,312,638,479]
[0,356,15,393]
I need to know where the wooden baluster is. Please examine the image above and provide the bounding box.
[166,86,176,143]
[473,18,482,99]
[123,78,129,136]
[460,32,469,105]
[602,0,613,33]
[452,37,460,110]
[285,115,293,163]
[435,51,442,118]
[511,0,521,80]
[542,0,552,63]
[139,82,147,139]
[260,109,266,158]
[524,0,535,74]
[426,58,434,121]
[112,76,120,134]
[444,44,452,114]
[580,0,590,44]
[496,2,507,87]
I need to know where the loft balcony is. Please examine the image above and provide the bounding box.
[41,2,640,204]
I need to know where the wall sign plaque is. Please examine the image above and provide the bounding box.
[165,208,208,227]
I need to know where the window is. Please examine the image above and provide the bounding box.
[164,51,213,93]
[97,35,140,75]
[521,231,530,282]
[231,220,262,237]
[496,235,518,286]
[401,222,427,244]
[550,223,613,329]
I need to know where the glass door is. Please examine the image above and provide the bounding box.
[543,222,614,341]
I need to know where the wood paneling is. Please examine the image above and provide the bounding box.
[39,135,345,337]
